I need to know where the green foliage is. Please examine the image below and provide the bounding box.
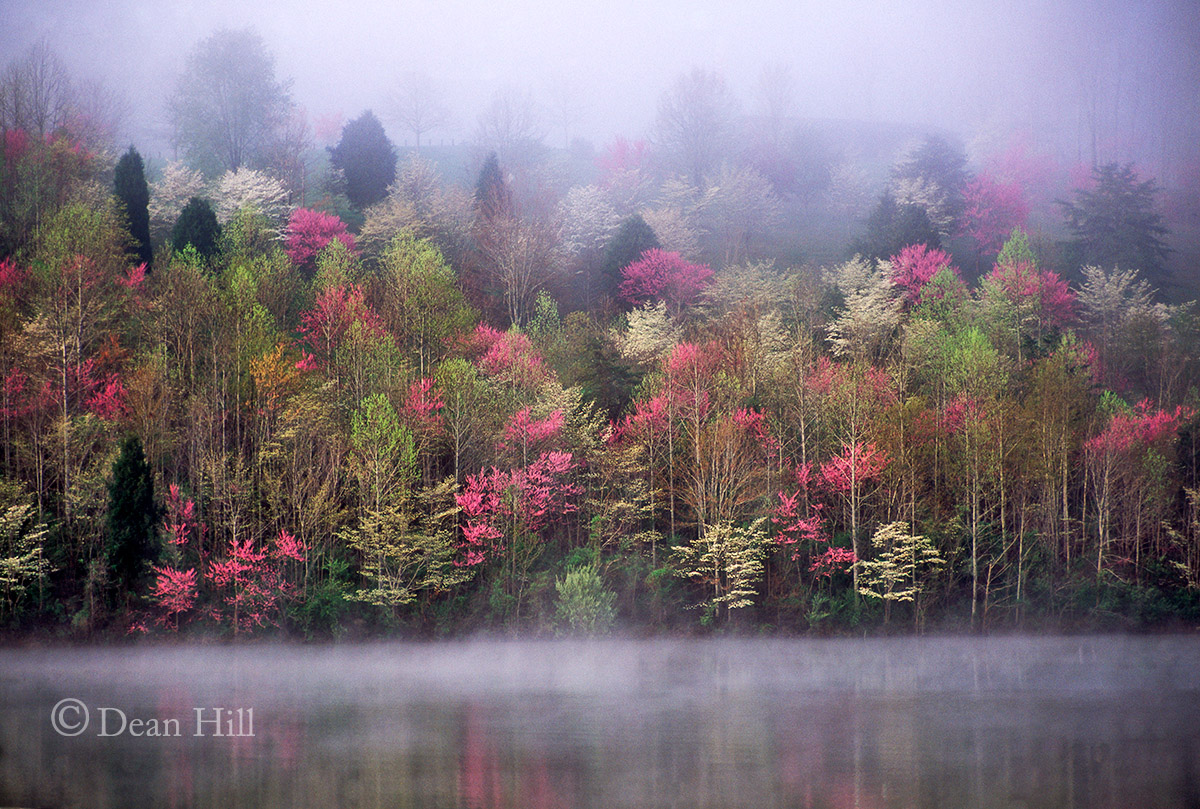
[340,489,471,612]
[555,561,617,635]
[114,146,153,268]
[105,436,158,598]
[170,196,221,259]
[329,110,397,210]
[856,191,942,261]
[376,234,476,375]
[349,393,417,512]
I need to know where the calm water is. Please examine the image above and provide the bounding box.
[1,636,1198,808]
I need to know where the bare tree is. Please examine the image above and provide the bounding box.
[545,80,585,149]
[387,71,452,151]
[755,62,797,148]
[474,88,547,165]
[654,68,740,187]
[0,40,125,150]
[478,213,560,327]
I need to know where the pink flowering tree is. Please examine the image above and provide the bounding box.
[455,451,580,621]
[981,258,1075,360]
[1085,399,1194,576]
[206,529,306,635]
[887,244,961,306]
[284,208,357,273]
[619,248,714,315]
[959,173,1030,257]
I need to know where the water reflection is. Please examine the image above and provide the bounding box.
[1,637,1197,808]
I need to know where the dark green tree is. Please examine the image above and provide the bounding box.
[473,151,513,223]
[106,436,158,598]
[600,214,660,300]
[893,135,971,234]
[167,28,294,176]
[855,191,941,261]
[114,146,153,268]
[170,196,221,259]
[328,110,397,210]
[1059,162,1171,278]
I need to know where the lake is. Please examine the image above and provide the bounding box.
[1,636,1197,808]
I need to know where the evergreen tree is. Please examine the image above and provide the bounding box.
[170,196,221,259]
[106,435,158,598]
[328,110,397,210]
[1059,162,1171,279]
[855,191,941,261]
[600,214,660,299]
[114,146,153,268]
[473,151,513,222]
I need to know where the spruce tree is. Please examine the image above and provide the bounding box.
[106,435,158,598]
[114,146,153,268]
[170,196,222,259]
[473,151,512,222]
[328,110,397,209]
[600,214,660,298]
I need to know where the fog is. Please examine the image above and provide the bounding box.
[4,638,1199,807]
[3,0,1198,181]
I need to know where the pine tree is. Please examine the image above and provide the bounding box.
[170,196,221,259]
[114,146,153,268]
[328,110,397,210]
[106,436,158,599]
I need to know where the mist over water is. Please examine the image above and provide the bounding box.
[2,636,1198,808]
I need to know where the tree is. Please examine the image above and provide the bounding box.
[1059,162,1170,278]
[329,110,396,210]
[387,71,452,151]
[284,208,357,274]
[170,197,221,259]
[375,234,475,376]
[600,214,660,301]
[856,521,944,626]
[474,151,513,223]
[618,248,714,315]
[474,88,546,166]
[959,173,1029,258]
[654,68,739,187]
[892,135,971,236]
[106,435,157,599]
[212,167,291,226]
[149,161,206,245]
[672,518,768,625]
[167,28,294,176]
[856,191,942,261]
[114,146,152,268]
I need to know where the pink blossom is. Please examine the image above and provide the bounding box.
[284,208,358,269]
[619,248,714,311]
[820,442,889,492]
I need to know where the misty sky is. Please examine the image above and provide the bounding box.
[2,0,1198,180]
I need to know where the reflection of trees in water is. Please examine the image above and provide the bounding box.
[3,642,1200,808]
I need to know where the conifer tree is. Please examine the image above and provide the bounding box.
[329,110,397,210]
[170,196,221,259]
[114,146,153,268]
[106,436,158,598]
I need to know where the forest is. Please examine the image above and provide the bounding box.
[1,28,1198,640]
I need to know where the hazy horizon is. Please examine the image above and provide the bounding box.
[2,0,1198,184]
